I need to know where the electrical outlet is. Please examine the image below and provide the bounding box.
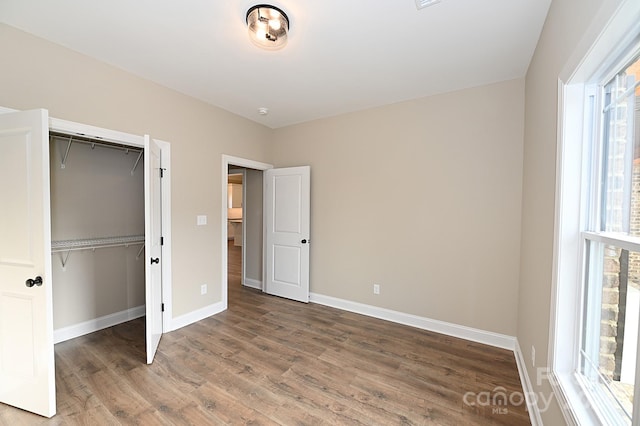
[197,215,207,226]
[201,284,207,295]
[373,284,380,295]
[531,345,536,367]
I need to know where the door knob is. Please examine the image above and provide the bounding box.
[150,257,160,264]
[301,239,308,244]
[25,276,43,288]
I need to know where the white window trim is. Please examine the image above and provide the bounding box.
[550,1,640,424]
[551,79,601,426]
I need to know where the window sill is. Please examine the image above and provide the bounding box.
[552,370,620,426]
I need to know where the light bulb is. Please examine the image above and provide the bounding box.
[255,20,267,40]
[269,19,281,31]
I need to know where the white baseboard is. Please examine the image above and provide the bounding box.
[168,301,226,332]
[309,293,517,350]
[514,340,543,425]
[243,278,262,290]
[54,305,145,344]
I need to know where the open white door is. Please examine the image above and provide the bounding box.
[264,166,310,303]
[144,135,163,364]
[0,109,56,417]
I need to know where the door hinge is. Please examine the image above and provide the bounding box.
[161,303,165,312]
[160,168,166,178]
[161,236,164,246]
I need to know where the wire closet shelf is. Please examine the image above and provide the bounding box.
[51,235,145,268]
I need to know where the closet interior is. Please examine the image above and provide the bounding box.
[49,132,146,343]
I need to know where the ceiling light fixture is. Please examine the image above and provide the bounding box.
[246,4,290,50]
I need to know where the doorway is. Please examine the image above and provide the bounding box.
[221,155,311,306]
[221,155,272,307]
[227,167,244,292]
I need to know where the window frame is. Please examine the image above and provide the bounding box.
[550,2,640,423]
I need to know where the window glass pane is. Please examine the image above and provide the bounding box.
[582,242,638,424]
[601,56,640,234]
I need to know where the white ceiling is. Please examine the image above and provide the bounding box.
[0,0,551,129]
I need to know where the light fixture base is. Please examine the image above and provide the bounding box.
[246,4,290,50]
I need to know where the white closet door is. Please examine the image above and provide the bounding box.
[144,135,163,364]
[0,109,56,417]
[264,166,310,303]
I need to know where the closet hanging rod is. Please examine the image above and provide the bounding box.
[50,132,143,153]
[50,132,143,169]
[55,242,146,268]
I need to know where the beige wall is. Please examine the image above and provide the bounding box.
[0,21,525,340]
[273,79,525,336]
[517,0,624,423]
[0,24,526,337]
[8,8,605,382]
[0,23,273,318]
[7,2,639,419]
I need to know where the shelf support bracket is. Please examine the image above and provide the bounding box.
[136,243,145,260]
[131,151,143,175]
[61,136,73,169]
[60,250,71,269]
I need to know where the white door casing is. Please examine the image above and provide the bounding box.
[144,135,163,364]
[264,166,310,303]
[0,109,56,417]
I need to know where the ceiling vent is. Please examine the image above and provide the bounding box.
[415,0,441,10]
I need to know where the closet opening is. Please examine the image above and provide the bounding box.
[48,129,164,365]
[0,109,170,416]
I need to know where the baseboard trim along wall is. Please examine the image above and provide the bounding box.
[243,278,262,290]
[54,301,228,344]
[54,305,145,344]
[514,340,543,425]
[169,301,226,332]
[164,291,537,424]
[309,293,517,350]
[308,293,539,423]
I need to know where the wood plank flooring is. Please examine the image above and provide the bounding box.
[0,241,530,425]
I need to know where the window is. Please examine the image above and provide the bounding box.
[579,57,640,424]
[553,24,640,425]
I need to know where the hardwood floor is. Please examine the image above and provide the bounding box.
[0,241,530,425]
